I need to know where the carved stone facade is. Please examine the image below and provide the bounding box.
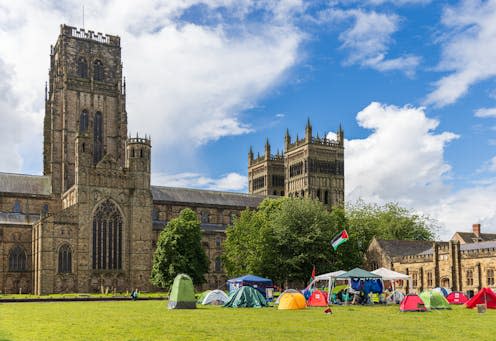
[0,25,263,294]
[365,224,496,294]
[248,119,345,208]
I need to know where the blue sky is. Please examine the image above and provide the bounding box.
[1,0,496,237]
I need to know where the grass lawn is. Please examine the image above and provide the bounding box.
[0,301,493,341]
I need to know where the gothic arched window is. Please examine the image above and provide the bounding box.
[92,200,123,270]
[93,111,103,164]
[324,190,329,205]
[93,60,104,81]
[79,110,89,132]
[8,245,26,272]
[201,211,209,223]
[58,244,72,273]
[78,57,88,78]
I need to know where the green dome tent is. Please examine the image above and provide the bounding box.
[168,274,196,309]
[419,290,451,310]
[223,286,268,308]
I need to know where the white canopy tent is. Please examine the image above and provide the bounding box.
[371,267,412,293]
[309,270,347,294]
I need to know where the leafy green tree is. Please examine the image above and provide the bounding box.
[150,208,209,289]
[345,200,438,260]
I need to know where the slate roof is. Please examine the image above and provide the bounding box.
[376,239,433,258]
[151,186,264,208]
[0,172,51,196]
[454,232,496,243]
[461,240,496,251]
[0,212,41,225]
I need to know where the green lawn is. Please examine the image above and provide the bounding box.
[0,301,493,341]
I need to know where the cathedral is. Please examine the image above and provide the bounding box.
[0,25,345,295]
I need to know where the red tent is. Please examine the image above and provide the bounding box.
[465,288,496,309]
[307,289,328,307]
[400,294,427,312]
[446,291,468,304]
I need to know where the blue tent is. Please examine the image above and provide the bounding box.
[227,274,273,298]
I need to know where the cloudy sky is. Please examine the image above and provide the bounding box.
[1,0,496,238]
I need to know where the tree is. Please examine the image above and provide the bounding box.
[223,198,438,287]
[345,200,438,261]
[224,197,345,286]
[150,208,209,289]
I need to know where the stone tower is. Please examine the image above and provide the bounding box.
[43,24,126,194]
[33,25,153,294]
[249,119,344,208]
[248,139,285,196]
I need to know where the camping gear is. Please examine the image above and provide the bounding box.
[387,290,405,304]
[307,289,328,307]
[446,291,468,304]
[227,274,273,299]
[168,274,196,309]
[336,268,383,297]
[371,268,412,292]
[465,287,496,309]
[278,292,307,310]
[400,294,427,312]
[275,289,299,305]
[308,270,347,295]
[201,289,229,305]
[223,286,268,308]
[419,290,451,310]
[432,287,449,297]
[197,290,211,304]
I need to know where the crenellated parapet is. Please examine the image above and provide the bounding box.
[61,24,120,46]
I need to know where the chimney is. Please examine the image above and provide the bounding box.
[472,223,481,237]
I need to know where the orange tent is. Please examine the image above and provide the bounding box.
[465,288,496,309]
[307,289,328,307]
[278,292,307,310]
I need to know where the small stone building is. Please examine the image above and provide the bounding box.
[365,224,496,294]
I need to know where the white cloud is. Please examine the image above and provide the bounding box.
[152,171,247,191]
[345,102,458,206]
[0,0,304,173]
[320,8,420,76]
[475,107,496,118]
[425,1,496,107]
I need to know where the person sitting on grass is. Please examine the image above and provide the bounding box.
[131,288,139,301]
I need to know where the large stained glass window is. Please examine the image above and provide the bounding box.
[92,200,123,270]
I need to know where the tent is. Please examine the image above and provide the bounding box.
[201,289,229,305]
[465,287,496,309]
[432,287,450,297]
[223,286,268,308]
[308,270,347,294]
[275,289,299,305]
[227,274,273,299]
[371,268,412,292]
[278,292,307,310]
[307,289,328,307]
[419,290,451,309]
[446,291,468,305]
[336,268,383,296]
[387,290,405,304]
[168,274,196,309]
[400,294,427,312]
[197,290,211,304]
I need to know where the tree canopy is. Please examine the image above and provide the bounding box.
[223,198,437,287]
[150,208,209,289]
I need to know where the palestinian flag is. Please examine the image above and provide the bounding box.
[331,230,349,250]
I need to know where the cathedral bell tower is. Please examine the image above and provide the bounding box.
[44,24,126,195]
